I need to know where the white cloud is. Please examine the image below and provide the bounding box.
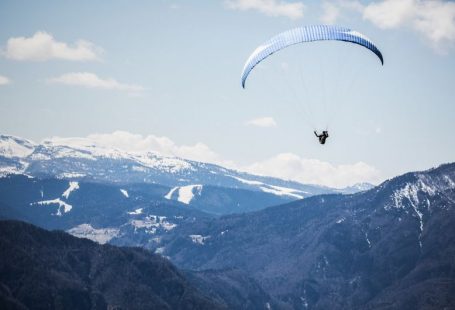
[362,0,455,50]
[0,75,10,85]
[338,0,364,12]
[244,153,381,188]
[3,31,101,61]
[225,0,305,20]
[83,131,235,168]
[47,72,144,93]
[362,0,415,29]
[321,2,340,24]
[410,1,455,48]
[319,0,455,51]
[245,116,277,128]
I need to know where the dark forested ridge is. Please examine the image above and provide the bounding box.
[0,220,222,310]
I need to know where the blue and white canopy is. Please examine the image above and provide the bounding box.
[241,25,383,88]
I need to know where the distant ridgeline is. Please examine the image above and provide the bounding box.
[0,134,372,216]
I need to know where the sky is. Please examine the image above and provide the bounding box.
[1,0,455,188]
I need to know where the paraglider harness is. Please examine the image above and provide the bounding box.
[314,131,329,145]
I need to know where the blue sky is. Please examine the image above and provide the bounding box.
[1,0,455,187]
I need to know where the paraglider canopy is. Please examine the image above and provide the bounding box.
[241,25,383,88]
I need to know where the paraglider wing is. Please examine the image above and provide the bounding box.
[241,25,383,88]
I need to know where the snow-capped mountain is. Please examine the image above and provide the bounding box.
[0,134,344,200]
[0,135,35,158]
[0,135,35,176]
[335,182,375,194]
[158,162,455,309]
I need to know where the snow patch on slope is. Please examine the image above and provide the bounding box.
[67,224,120,244]
[128,208,143,215]
[32,198,72,216]
[365,232,371,247]
[230,175,263,186]
[62,181,79,199]
[189,234,210,245]
[164,187,178,200]
[230,175,305,199]
[389,181,426,247]
[120,189,129,198]
[164,185,202,204]
[260,185,304,199]
[336,217,345,224]
[178,185,202,204]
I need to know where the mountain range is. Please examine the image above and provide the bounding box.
[0,134,372,214]
[159,162,455,309]
[1,133,454,309]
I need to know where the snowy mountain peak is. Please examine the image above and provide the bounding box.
[0,135,36,158]
[387,168,455,211]
[38,136,195,173]
[336,182,375,194]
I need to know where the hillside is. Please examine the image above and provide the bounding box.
[159,163,455,309]
[0,220,221,310]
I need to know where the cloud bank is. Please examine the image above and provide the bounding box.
[225,0,305,20]
[244,153,381,188]
[47,72,144,93]
[3,31,102,61]
[47,131,381,188]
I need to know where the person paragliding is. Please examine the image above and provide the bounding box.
[314,130,329,145]
[240,25,383,144]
